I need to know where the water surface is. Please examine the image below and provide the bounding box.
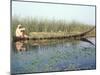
[11,38,96,74]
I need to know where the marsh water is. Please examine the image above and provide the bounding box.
[11,38,96,74]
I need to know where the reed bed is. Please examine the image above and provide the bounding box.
[12,16,95,37]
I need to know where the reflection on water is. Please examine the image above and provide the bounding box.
[16,41,26,51]
[11,38,96,74]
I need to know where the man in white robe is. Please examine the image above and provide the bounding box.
[16,24,28,38]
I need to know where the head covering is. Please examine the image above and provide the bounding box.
[17,24,22,28]
[20,28,25,31]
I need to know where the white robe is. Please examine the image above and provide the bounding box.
[16,28,25,37]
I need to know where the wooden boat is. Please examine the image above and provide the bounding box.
[13,27,95,42]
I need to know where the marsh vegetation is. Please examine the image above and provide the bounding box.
[12,16,95,38]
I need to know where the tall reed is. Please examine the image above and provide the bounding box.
[12,16,95,36]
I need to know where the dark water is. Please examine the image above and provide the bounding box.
[11,38,96,74]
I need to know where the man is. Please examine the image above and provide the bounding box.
[16,24,28,38]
